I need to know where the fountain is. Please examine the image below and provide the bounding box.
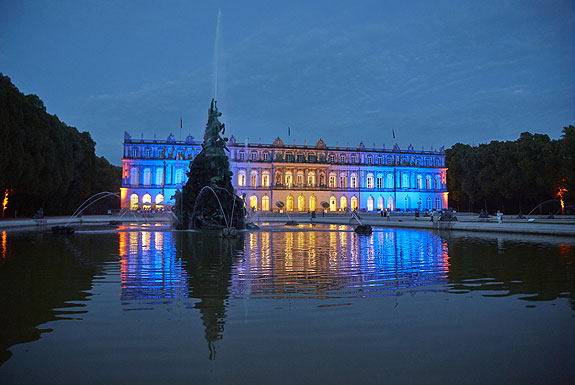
[173,100,245,232]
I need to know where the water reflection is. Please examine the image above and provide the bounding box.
[445,235,575,308]
[233,228,449,298]
[1,225,574,369]
[175,232,245,360]
[0,231,117,365]
[119,230,188,301]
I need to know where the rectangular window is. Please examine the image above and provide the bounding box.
[297,154,305,162]
[340,155,345,163]
[239,152,245,160]
[329,176,336,188]
[377,177,382,189]
[308,155,316,162]
[286,154,294,162]
[263,152,269,161]
[340,177,346,188]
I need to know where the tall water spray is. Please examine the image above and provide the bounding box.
[213,9,222,100]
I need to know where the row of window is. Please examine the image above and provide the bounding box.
[237,170,444,190]
[246,194,443,212]
[126,167,185,186]
[128,146,197,159]
[236,150,443,167]
[129,193,165,210]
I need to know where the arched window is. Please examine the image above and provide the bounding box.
[297,172,304,186]
[340,196,348,210]
[367,196,374,211]
[435,197,441,209]
[426,197,432,209]
[435,175,441,190]
[426,175,431,190]
[404,196,411,210]
[340,173,347,188]
[402,173,409,188]
[130,194,139,210]
[376,175,383,189]
[262,195,270,211]
[329,173,337,188]
[351,174,358,189]
[298,195,305,211]
[386,174,394,189]
[262,171,270,187]
[285,172,293,187]
[238,171,246,187]
[351,196,358,211]
[143,168,152,186]
[175,168,184,184]
[130,167,138,186]
[308,172,316,186]
[377,196,384,211]
[330,196,337,211]
[309,195,317,211]
[367,174,374,189]
[286,195,294,211]
[387,197,394,210]
[142,194,152,210]
[250,171,258,187]
[417,175,423,189]
[249,195,258,211]
[155,168,164,186]
[155,194,164,205]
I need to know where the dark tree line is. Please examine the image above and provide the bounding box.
[446,127,574,214]
[0,74,121,217]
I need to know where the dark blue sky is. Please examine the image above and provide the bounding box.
[1,0,573,164]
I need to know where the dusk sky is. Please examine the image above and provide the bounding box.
[1,0,573,165]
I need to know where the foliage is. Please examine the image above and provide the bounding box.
[446,127,574,214]
[0,74,121,217]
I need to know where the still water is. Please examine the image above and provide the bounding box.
[0,224,573,384]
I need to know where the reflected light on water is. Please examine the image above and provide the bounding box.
[119,231,188,301]
[233,228,449,299]
[1,231,6,260]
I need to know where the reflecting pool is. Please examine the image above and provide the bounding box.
[0,225,574,384]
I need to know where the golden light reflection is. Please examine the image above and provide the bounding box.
[1,231,7,260]
[235,228,450,298]
[119,231,188,300]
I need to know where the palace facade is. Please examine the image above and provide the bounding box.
[121,132,448,212]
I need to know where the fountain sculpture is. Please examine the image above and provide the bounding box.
[173,100,245,231]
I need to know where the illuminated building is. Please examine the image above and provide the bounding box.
[121,132,448,212]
